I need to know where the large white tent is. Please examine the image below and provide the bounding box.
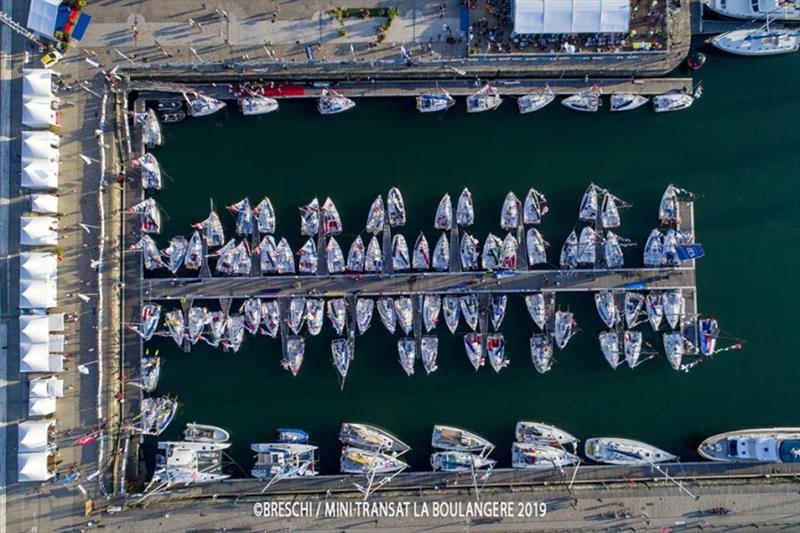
[22,97,57,129]
[30,194,59,214]
[19,419,54,452]
[22,160,58,190]
[20,315,50,344]
[18,451,54,482]
[19,278,57,309]
[22,69,56,100]
[22,131,59,163]
[20,252,58,281]
[26,0,61,40]
[29,376,63,417]
[20,216,58,246]
[513,0,630,34]
[20,343,63,373]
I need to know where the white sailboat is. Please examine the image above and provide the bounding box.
[653,92,694,113]
[526,228,548,266]
[421,336,439,374]
[332,338,353,379]
[579,183,600,221]
[561,87,601,112]
[663,289,685,329]
[387,187,406,227]
[391,234,411,271]
[523,188,549,224]
[659,184,680,226]
[412,233,430,270]
[288,298,306,335]
[434,193,453,230]
[241,298,262,335]
[624,330,643,368]
[346,236,366,272]
[460,233,480,270]
[299,197,320,237]
[298,238,318,274]
[525,293,547,330]
[463,332,485,370]
[304,299,324,336]
[610,93,648,112]
[184,92,226,117]
[663,331,685,370]
[585,437,678,465]
[164,310,185,347]
[261,300,280,338]
[624,292,645,328]
[466,84,502,113]
[317,88,355,115]
[320,197,342,235]
[365,236,383,272]
[327,298,347,335]
[275,238,295,273]
[559,230,578,269]
[529,334,554,374]
[490,295,507,331]
[432,425,493,452]
[512,442,580,470]
[239,96,279,115]
[515,422,579,451]
[416,88,456,112]
[326,237,345,273]
[577,226,597,266]
[643,229,663,267]
[500,191,521,230]
[595,291,618,328]
[356,298,374,335]
[377,298,396,333]
[554,310,576,349]
[432,233,450,271]
[443,296,460,333]
[398,337,416,376]
[423,294,441,332]
[365,195,385,234]
[460,294,479,331]
[646,291,664,331]
[517,85,556,114]
[394,296,414,335]
[185,231,203,271]
[599,331,622,369]
[282,337,305,376]
[456,187,474,226]
[487,333,508,372]
[603,231,624,268]
[193,209,224,247]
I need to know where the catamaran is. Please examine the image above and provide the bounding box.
[261,300,280,338]
[698,317,719,355]
[466,84,502,113]
[624,330,643,368]
[317,88,355,115]
[288,298,306,334]
[643,229,663,267]
[366,195,385,234]
[443,296,460,333]
[225,314,246,352]
[141,354,161,392]
[663,331,685,370]
[646,292,664,331]
[599,331,622,369]
[432,451,496,472]
[251,442,318,480]
[339,423,411,454]
[326,237,345,273]
[356,298,374,334]
[140,108,162,148]
[577,226,597,266]
[500,191,521,230]
[377,297,397,333]
[460,233,480,270]
[416,87,456,112]
[515,421,579,451]
[332,338,353,379]
[387,187,406,227]
[698,428,800,463]
[653,92,694,113]
[282,336,305,376]
[610,93,648,112]
[585,437,677,465]
[138,153,162,190]
[134,303,162,341]
[340,447,408,474]
[346,236,366,272]
[463,332,485,370]
[525,293,547,330]
[561,87,601,112]
[624,292,645,328]
[275,238,295,273]
[300,198,320,237]
[663,289,685,329]
[530,333,554,374]
[526,228,548,266]
[432,425,493,452]
[559,230,578,269]
[327,299,347,335]
[413,233,430,270]
[487,333,508,372]
[523,188,549,224]
[659,184,680,226]
[132,235,164,270]
[365,236,383,272]
[304,299,324,336]
[164,310,185,346]
[394,296,414,335]
[460,294,479,331]
[298,239,318,274]
[227,198,254,236]
[194,209,225,247]
[241,298,262,335]
[421,336,439,374]
[239,96,279,115]
[512,442,580,469]
[186,307,207,344]
[140,397,177,436]
[595,291,618,328]
[184,423,231,444]
[579,183,600,221]
[490,295,507,331]
[704,0,800,21]
[434,193,453,230]
[153,440,229,486]
[392,234,410,271]
[517,85,556,114]
[398,337,416,376]
[482,233,503,271]
[456,188,474,226]
[423,294,441,332]
[554,311,576,349]
[604,231,624,268]
[254,197,276,234]
[184,92,226,117]
[185,231,203,270]
[321,197,342,235]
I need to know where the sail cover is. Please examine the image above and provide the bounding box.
[513,0,630,34]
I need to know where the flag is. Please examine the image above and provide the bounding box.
[79,154,93,165]
[78,364,91,375]
[77,293,92,302]
[675,243,705,261]
[75,433,97,445]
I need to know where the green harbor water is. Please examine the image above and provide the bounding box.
[143,51,800,475]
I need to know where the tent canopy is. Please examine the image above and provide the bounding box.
[20,315,50,344]
[20,345,63,373]
[20,252,58,280]
[22,160,58,190]
[22,97,56,129]
[20,216,58,246]
[31,194,59,214]
[48,313,65,332]
[22,69,55,99]
[26,0,61,39]
[18,451,53,482]
[19,278,57,309]
[19,420,53,452]
[29,396,57,416]
[22,131,59,163]
[30,376,64,398]
[513,0,630,34]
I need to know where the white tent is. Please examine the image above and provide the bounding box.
[30,376,64,398]
[48,313,65,332]
[20,252,57,281]
[30,194,59,214]
[22,131,59,163]
[19,278,57,309]
[22,69,56,99]
[26,0,61,39]
[18,451,54,482]
[49,335,65,353]
[22,97,57,129]
[20,344,63,373]
[20,315,50,344]
[18,419,54,452]
[29,396,57,416]
[513,0,630,34]
[21,160,58,190]
[20,216,58,246]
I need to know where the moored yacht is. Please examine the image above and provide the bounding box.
[525,293,546,330]
[463,332,485,370]
[512,442,580,469]
[318,88,355,115]
[610,93,648,112]
[585,437,678,465]
[518,85,556,114]
[653,92,694,113]
[698,428,800,463]
[554,310,576,349]
[339,423,411,454]
[340,447,408,474]
[526,228,548,266]
[561,88,601,112]
[398,337,416,376]
[710,25,799,56]
[421,336,439,374]
[432,425,493,452]
[239,96,279,115]
[416,88,456,112]
[434,193,454,230]
[251,442,318,480]
[466,84,502,113]
[515,421,579,451]
[356,298,374,335]
[529,333,554,374]
[184,92,226,117]
[704,0,800,21]
[456,188,474,227]
[432,451,496,472]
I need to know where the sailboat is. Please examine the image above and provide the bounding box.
[275,238,295,273]
[339,423,411,454]
[466,84,502,113]
[288,298,306,334]
[227,198,255,236]
[164,310,185,347]
[523,188,549,224]
[463,332,485,370]
[320,197,342,235]
[421,336,439,374]
[517,85,556,114]
[299,198,320,237]
[500,233,517,270]
[659,184,680,226]
[610,93,648,112]
[298,239,318,274]
[460,233,480,270]
[624,292,645,328]
[141,354,160,392]
[482,233,503,271]
[128,198,162,234]
[184,92,226,117]
[356,298,374,335]
[512,443,580,469]
[577,226,597,266]
[239,95,278,115]
[599,331,622,369]
[225,314,245,352]
[387,187,406,227]
[526,228,548,266]
[432,233,449,271]
[600,192,622,228]
[624,330,643,368]
[394,296,414,335]
[193,209,225,247]
[561,87,601,112]
[241,298,262,335]
[391,234,410,271]
[643,229,663,267]
[646,292,664,331]
[432,425,493,452]
[365,196,385,234]
[331,338,353,379]
[434,193,453,230]
[653,92,694,113]
[698,317,720,355]
[443,296,460,333]
[185,231,203,270]
[423,294,441,332]
[413,233,430,270]
[585,437,677,465]
[554,311,576,349]
[432,451,496,472]
[594,291,618,328]
[304,299,324,336]
[327,298,347,335]
[138,153,162,191]
[261,300,280,338]
[460,294,479,331]
[525,293,547,330]
[490,295,507,331]
[326,237,345,273]
[317,88,355,115]
[663,289,685,329]
[340,448,408,474]
[282,337,305,376]
[604,231,624,268]
[134,303,161,341]
[559,230,578,269]
[487,333,508,372]
[515,422,579,451]
[456,188,474,226]
[663,331,685,370]
[203,311,226,347]
[500,191,521,230]
[530,333,554,374]
[704,0,800,21]
[140,109,162,148]
[579,183,600,221]
[139,397,178,436]
[347,236,366,272]
[377,298,396,333]
[162,236,188,274]
[398,337,416,376]
[416,87,456,112]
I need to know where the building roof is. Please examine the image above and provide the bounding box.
[513,0,630,35]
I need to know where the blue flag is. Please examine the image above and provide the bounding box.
[675,243,704,261]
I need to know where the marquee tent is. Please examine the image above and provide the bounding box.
[26,0,62,39]
[20,216,58,246]
[19,278,57,309]
[20,343,64,373]
[22,97,57,129]
[22,131,59,163]
[29,376,63,417]
[18,451,54,482]
[513,0,630,34]
[18,419,54,452]
[20,252,58,281]
[20,315,51,344]
[22,69,56,100]
[30,194,59,214]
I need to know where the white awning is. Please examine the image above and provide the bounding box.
[20,344,63,373]
[49,334,65,353]
[22,131,59,163]
[19,419,53,452]
[20,252,58,280]
[20,278,57,309]
[26,0,61,39]
[23,69,55,99]
[20,315,50,344]
[513,0,630,34]
[21,160,58,190]
[29,396,57,416]
[18,452,54,482]
[22,97,57,128]
[20,216,58,246]
[30,376,64,398]
[48,313,65,332]
[30,194,59,214]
